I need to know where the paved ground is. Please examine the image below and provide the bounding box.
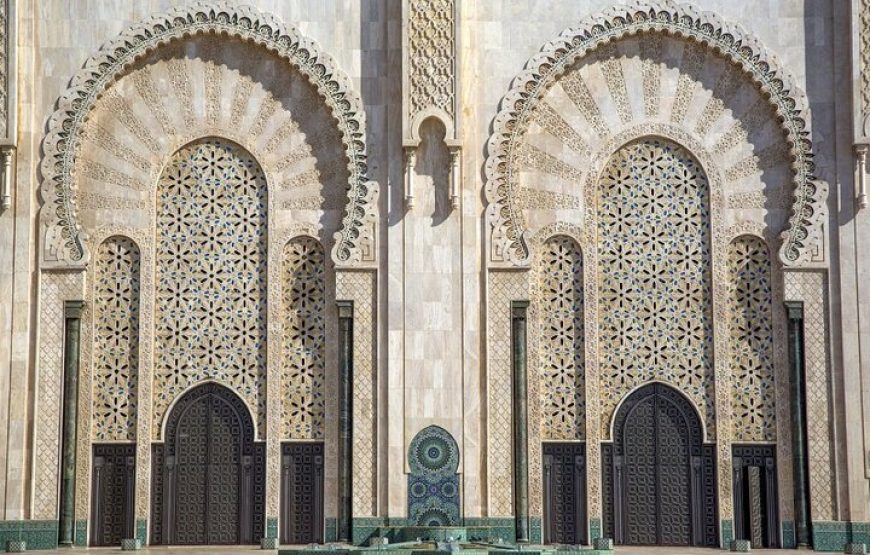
[22,547,810,554]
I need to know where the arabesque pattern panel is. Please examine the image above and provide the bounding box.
[598,139,714,437]
[92,237,140,442]
[727,237,776,442]
[153,140,267,438]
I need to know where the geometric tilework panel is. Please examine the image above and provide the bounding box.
[598,138,715,438]
[727,237,776,442]
[408,0,455,122]
[92,237,140,441]
[784,271,835,521]
[407,425,460,526]
[281,237,326,440]
[153,139,267,439]
[539,236,585,441]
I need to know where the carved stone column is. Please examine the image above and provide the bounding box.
[337,301,353,543]
[785,301,811,547]
[59,300,84,546]
[0,146,13,211]
[512,301,530,543]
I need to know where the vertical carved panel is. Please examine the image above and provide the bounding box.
[335,271,377,516]
[34,271,84,518]
[727,237,776,442]
[282,238,326,440]
[488,270,528,515]
[861,0,870,127]
[0,0,7,137]
[538,237,585,441]
[598,139,714,437]
[92,237,140,442]
[153,140,267,438]
[783,271,835,521]
[406,0,456,126]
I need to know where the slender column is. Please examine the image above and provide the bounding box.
[59,300,84,546]
[856,144,868,210]
[337,301,354,543]
[785,301,811,547]
[511,301,529,543]
[404,147,416,210]
[448,147,461,209]
[0,147,13,211]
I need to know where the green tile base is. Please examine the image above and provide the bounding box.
[266,516,278,540]
[781,520,796,549]
[135,518,147,542]
[812,521,870,552]
[74,519,87,546]
[0,520,58,552]
[589,517,601,543]
[721,518,733,547]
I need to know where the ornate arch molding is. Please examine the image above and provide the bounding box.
[484,0,822,267]
[39,1,374,268]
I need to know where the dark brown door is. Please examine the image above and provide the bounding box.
[612,383,709,546]
[732,445,779,548]
[281,442,324,544]
[543,443,586,545]
[90,444,135,546]
[154,383,262,545]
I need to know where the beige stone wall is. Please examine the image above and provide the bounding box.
[0,0,865,540]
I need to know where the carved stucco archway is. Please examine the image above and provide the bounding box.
[484,0,824,267]
[39,1,376,268]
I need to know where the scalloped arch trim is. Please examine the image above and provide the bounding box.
[484,0,824,267]
[39,1,374,267]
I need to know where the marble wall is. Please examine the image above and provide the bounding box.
[0,0,865,550]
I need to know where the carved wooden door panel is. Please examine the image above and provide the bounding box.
[90,444,135,546]
[174,397,210,545]
[281,442,324,544]
[622,396,659,545]
[614,384,696,546]
[207,397,242,544]
[542,443,587,545]
[657,398,692,545]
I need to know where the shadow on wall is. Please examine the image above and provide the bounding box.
[416,116,452,227]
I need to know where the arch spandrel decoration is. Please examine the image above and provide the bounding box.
[484,0,824,267]
[39,1,375,269]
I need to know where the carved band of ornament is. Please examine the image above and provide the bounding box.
[40,1,373,267]
[484,0,823,267]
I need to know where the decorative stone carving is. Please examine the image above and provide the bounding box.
[92,236,141,442]
[727,236,776,442]
[0,0,7,138]
[282,237,326,440]
[484,0,824,267]
[153,140,267,439]
[784,271,836,521]
[537,236,585,441]
[335,270,377,516]
[39,1,375,268]
[407,0,456,128]
[33,271,85,519]
[598,138,715,437]
[487,270,528,516]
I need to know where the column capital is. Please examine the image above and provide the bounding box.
[64,300,85,319]
[784,301,804,320]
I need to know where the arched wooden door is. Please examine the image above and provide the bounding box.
[610,383,716,546]
[153,383,265,545]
